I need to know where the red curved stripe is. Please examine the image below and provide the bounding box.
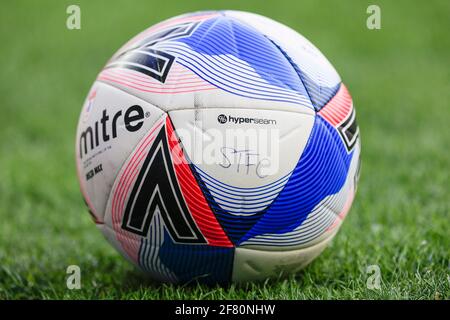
[165,117,233,247]
[318,84,353,127]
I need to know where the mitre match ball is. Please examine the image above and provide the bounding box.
[75,10,361,283]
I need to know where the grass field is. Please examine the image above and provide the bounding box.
[0,0,448,299]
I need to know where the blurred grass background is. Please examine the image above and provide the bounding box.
[0,0,448,299]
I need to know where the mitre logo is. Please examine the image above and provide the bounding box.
[78,105,148,159]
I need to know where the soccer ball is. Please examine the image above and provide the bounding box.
[75,10,361,283]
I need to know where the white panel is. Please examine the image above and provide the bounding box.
[169,108,314,215]
[232,228,338,282]
[97,223,140,268]
[75,81,165,221]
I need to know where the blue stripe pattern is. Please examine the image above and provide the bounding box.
[155,15,314,107]
[190,166,264,244]
[193,165,291,215]
[138,214,177,282]
[158,231,234,284]
[138,213,234,284]
[239,116,354,244]
[239,168,354,246]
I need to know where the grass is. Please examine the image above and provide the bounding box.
[0,0,449,299]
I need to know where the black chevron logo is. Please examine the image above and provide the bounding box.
[106,21,200,83]
[337,108,359,152]
[121,125,206,244]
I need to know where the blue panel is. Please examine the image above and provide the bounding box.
[137,213,234,284]
[168,15,313,107]
[158,231,234,284]
[177,17,305,92]
[239,116,354,244]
